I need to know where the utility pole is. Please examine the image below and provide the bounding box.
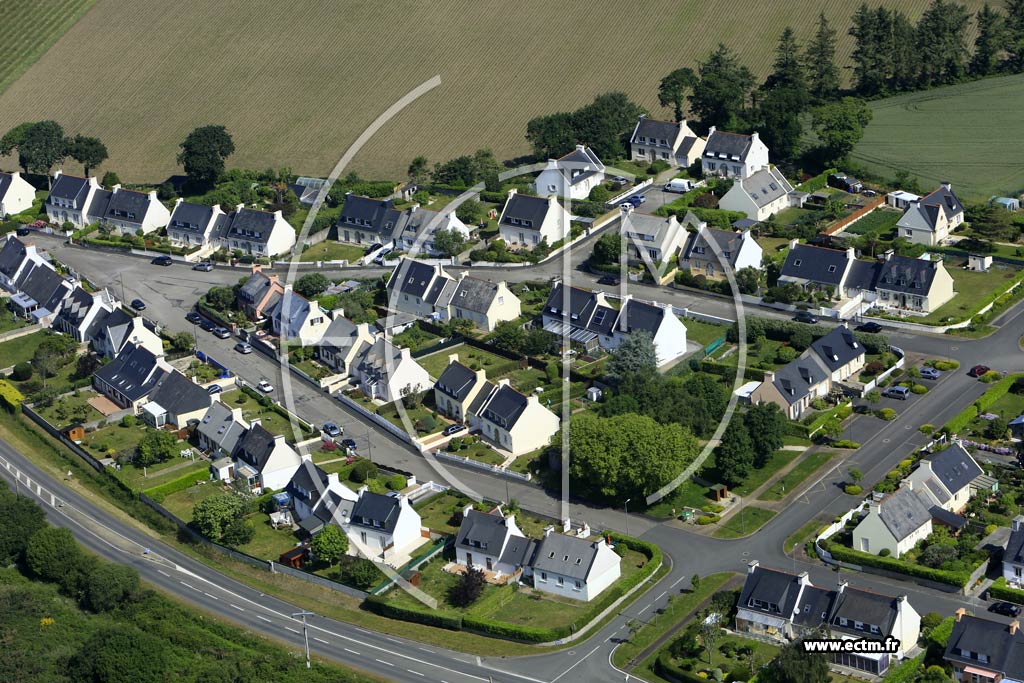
[624,498,632,537]
[119,273,125,305]
[366,428,373,463]
[292,611,315,669]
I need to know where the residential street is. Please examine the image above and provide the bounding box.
[13,230,1024,682]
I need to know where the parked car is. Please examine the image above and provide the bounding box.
[919,366,941,380]
[341,438,357,451]
[882,386,910,400]
[373,248,392,265]
[365,243,383,255]
[597,274,620,286]
[628,194,647,206]
[130,298,146,311]
[990,602,1022,617]
[192,261,214,272]
[185,311,202,324]
[323,422,342,438]
[969,364,991,377]
[257,379,274,393]
[199,320,215,332]
[793,311,818,324]
[610,176,628,188]
[856,321,883,333]
[212,327,231,339]
[443,423,466,437]
[151,255,173,266]
[15,227,30,237]
[234,342,253,354]
[206,384,223,395]
[862,189,878,197]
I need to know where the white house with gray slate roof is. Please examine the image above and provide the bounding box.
[620,206,687,265]
[395,204,471,256]
[718,166,799,221]
[455,506,531,578]
[629,116,706,167]
[220,204,296,257]
[448,274,521,331]
[497,189,569,249]
[0,171,35,218]
[167,199,226,249]
[434,355,488,422]
[45,172,103,227]
[905,442,982,514]
[534,145,606,200]
[343,490,424,565]
[853,486,934,557]
[681,218,764,279]
[85,185,170,235]
[528,530,621,602]
[702,128,770,179]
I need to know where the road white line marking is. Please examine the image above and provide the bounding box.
[418,647,434,653]
[257,615,272,623]
[386,637,402,643]
[157,569,170,577]
[656,591,667,600]
[230,604,244,611]
[313,637,329,644]
[179,581,195,590]
[551,644,601,682]
[344,648,361,656]
[285,626,301,634]
[639,602,651,612]
[203,592,218,600]
[407,669,425,676]
[354,627,370,633]
[375,659,394,667]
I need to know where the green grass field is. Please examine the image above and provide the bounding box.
[0,0,984,183]
[915,259,1021,323]
[0,0,98,95]
[757,451,834,501]
[851,73,1024,199]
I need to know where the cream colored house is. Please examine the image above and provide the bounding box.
[433,355,487,422]
[853,487,933,558]
[473,382,560,456]
[449,275,521,331]
[629,116,706,167]
[534,145,606,200]
[895,183,964,245]
[872,253,955,314]
[904,443,982,513]
[315,316,375,377]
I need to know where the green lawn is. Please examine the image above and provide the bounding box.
[712,506,777,539]
[418,344,518,379]
[912,261,1021,323]
[219,390,306,442]
[759,236,792,258]
[235,513,302,561]
[298,242,366,263]
[964,390,1024,441]
[683,319,729,348]
[130,460,208,495]
[376,400,440,435]
[757,451,834,502]
[392,324,442,352]
[717,337,789,371]
[842,208,901,237]
[656,631,780,680]
[704,449,801,497]
[850,73,1024,200]
[444,439,504,465]
[774,207,814,226]
[0,329,46,367]
[161,481,222,520]
[414,492,468,534]
[33,390,103,428]
[0,310,31,335]
[79,422,149,459]
[292,357,332,380]
[784,517,829,554]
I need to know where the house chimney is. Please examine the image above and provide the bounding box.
[250,417,261,427]
[543,525,554,537]
[251,264,263,274]
[882,249,894,262]
[955,607,966,622]
[463,504,474,518]
[606,534,613,545]
[1011,620,1020,636]
[327,472,340,487]
[798,570,811,585]
[789,238,799,250]
[112,184,121,193]
[1013,515,1024,532]
[447,353,460,365]
[497,378,511,387]
[562,517,571,533]
[174,197,184,208]
[941,181,952,191]
[507,188,517,199]
[708,125,716,137]
[400,347,412,361]
[747,560,760,573]
[273,209,283,219]
[751,131,760,142]
[763,371,775,383]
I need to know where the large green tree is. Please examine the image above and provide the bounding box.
[525,112,577,160]
[69,624,168,683]
[1007,0,1024,72]
[0,120,67,177]
[591,232,624,266]
[67,134,108,176]
[689,44,754,129]
[177,125,235,188]
[192,494,246,541]
[972,4,1007,75]
[715,419,754,485]
[755,27,809,160]
[25,526,94,596]
[0,485,46,563]
[606,331,657,385]
[407,155,428,183]
[760,639,831,683]
[572,91,646,160]
[805,13,840,102]
[811,97,873,163]
[311,524,349,565]
[84,563,140,612]
[294,272,330,298]
[658,67,697,121]
[917,0,972,85]
[745,403,787,467]
[849,4,887,96]
[136,428,178,467]
[432,227,467,258]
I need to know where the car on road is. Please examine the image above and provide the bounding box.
[443,423,466,437]
[151,255,173,266]
[856,321,883,333]
[192,261,214,272]
[212,327,231,339]
[969,364,991,378]
[990,601,1022,617]
[185,311,202,324]
[882,386,910,400]
[199,320,215,332]
[793,311,818,324]
[130,298,146,311]
[206,384,223,395]
[919,366,941,380]
[257,379,274,393]
[340,438,357,451]
[323,422,342,438]
[627,194,646,206]
[15,227,30,237]
[597,274,620,286]
[234,342,253,354]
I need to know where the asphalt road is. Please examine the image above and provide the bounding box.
[15,231,1024,682]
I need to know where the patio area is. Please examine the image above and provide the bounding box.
[441,561,521,586]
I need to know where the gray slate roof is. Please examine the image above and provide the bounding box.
[845,259,880,292]
[771,354,829,405]
[236,423,278,472]
[780,244,851,286]
[101,188,151,224]
[0,236,28,280]
[739,168,792,208]
[738,566,804,618]
[451,277,499,314]
[169,201,216,233]
[146,370,210,420]
[530,534,603,581]
[455,509,514,553]
[436,361,478,400]
[224,207,278,244]
[480,385,529,430]
[876,255,943,295]
[704,130,753,160]
[93,344,166,402]
[1006,520,1024,565]
[946,615,1024,679]
[809,326,863,373]
[47,174,91,206]
[0,172,13,200]
[337,195,402,239]
[829,586,899,637]
[388,258,442,299]
[793,585,835,627]
[877,487,932,542]
[926,443,983,495]
[632,117,682,146]
[14,261,70,312]
[621,300,665,336]
[350,491,402,533]
[500,193,551,229]
[682,226,744,267]
[197,401,248,456]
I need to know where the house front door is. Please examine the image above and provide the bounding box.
[486,558,493,571]
[466,552,472,567]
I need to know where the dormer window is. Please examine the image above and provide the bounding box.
[828,265,836,272]
[793,259,802,267]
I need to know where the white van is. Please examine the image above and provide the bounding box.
[665,178,692,193]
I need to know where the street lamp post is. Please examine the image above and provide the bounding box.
[624,498,632,537]
[292,611,315,669]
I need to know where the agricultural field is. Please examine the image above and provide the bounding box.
[851,73,1024,200]
[0,0,985,183]
[0,0,97,95]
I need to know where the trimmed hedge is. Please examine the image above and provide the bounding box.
[363,595,463,630]
[143,467,210,502]
[462,615,561,642]
[0,379,25,412]
[989,577,1024,604]
[819,538,973,587]
[795,168,838,192]
[881,653,924,683]
[944,373,1023,434]
[656,651,711,683]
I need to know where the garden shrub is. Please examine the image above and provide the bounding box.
[911,385,927,394]
[10,362,32,381]
[844,485,863,495]
[349,459,378,483]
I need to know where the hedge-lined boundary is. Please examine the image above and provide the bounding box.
[943,373,1023,434]
[0,379,25,412]
[365,533,663,643]
[989,577,1024,604]
[881,653,925,683]
[141,465,211,502]
[818,538,974,587]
